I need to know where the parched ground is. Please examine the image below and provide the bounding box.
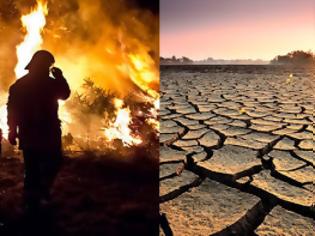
[0,147,159,236]
[159,65,315,236]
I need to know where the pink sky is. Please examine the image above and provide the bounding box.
[161,0,315,60]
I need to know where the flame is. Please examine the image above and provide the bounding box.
[0,104,8,138]
[0,0,48,137]
[58,100,72,134]
[119,51,160,134]
[146,118,159,132]
[145,96,159,132]
[114,48,160,142]
[104,98,142,147]
[127,53,159,99]
[0,0,159,149]
[15,0,48,78]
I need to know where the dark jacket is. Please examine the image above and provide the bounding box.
[7,74,70,150]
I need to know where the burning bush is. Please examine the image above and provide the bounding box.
[69,79,116,116]
[61,79,159,152]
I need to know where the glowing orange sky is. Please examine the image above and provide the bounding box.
[161,0,315,60]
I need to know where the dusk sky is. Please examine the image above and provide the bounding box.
[161,0,315,60]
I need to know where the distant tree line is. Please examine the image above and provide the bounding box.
[161,51,315,66]
[271,50,315,66]
[160,56,194,65]
[160,56,268,65]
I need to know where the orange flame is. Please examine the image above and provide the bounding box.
[0,103,8,137]
[104,98,142,147]
[147,99,159,132]
[0,0,159,148]
[127,54,159,99]
[0,1,48,137]
[15,0,48,78]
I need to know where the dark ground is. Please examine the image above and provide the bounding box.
[0,148,159,236]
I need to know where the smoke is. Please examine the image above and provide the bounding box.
[0,0,159,96]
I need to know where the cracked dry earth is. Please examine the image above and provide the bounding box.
[159,66,315,236]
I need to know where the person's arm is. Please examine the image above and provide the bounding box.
[52,67,71,100]
[7,85,18,145]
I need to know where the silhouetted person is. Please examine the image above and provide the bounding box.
[7,50,70,210]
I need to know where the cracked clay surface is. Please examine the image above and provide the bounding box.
[159,66,315,236]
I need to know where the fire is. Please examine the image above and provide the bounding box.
[0,0,159,149]
[144,96,159,132]
[15,0,48,78]
[104,98,142,147]
[128,54,159,99]
[118,51,160,135]
[0,0,48,137]
[58,101,72,134]
[0,104,8,138]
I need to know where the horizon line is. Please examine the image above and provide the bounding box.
[160,56,271,61]
[161,49,315,62]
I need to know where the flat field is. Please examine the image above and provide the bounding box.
[160,65,315,236]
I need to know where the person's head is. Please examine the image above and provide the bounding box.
[25,50,55,76]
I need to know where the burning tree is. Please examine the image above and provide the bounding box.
[62,78,158,151]
[69,79,116,117]
[61,78,115,150]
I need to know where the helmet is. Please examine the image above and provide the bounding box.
[25,50,55,70]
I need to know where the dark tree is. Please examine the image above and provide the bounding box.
[271,50,315,66]
[160,56,194,65]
